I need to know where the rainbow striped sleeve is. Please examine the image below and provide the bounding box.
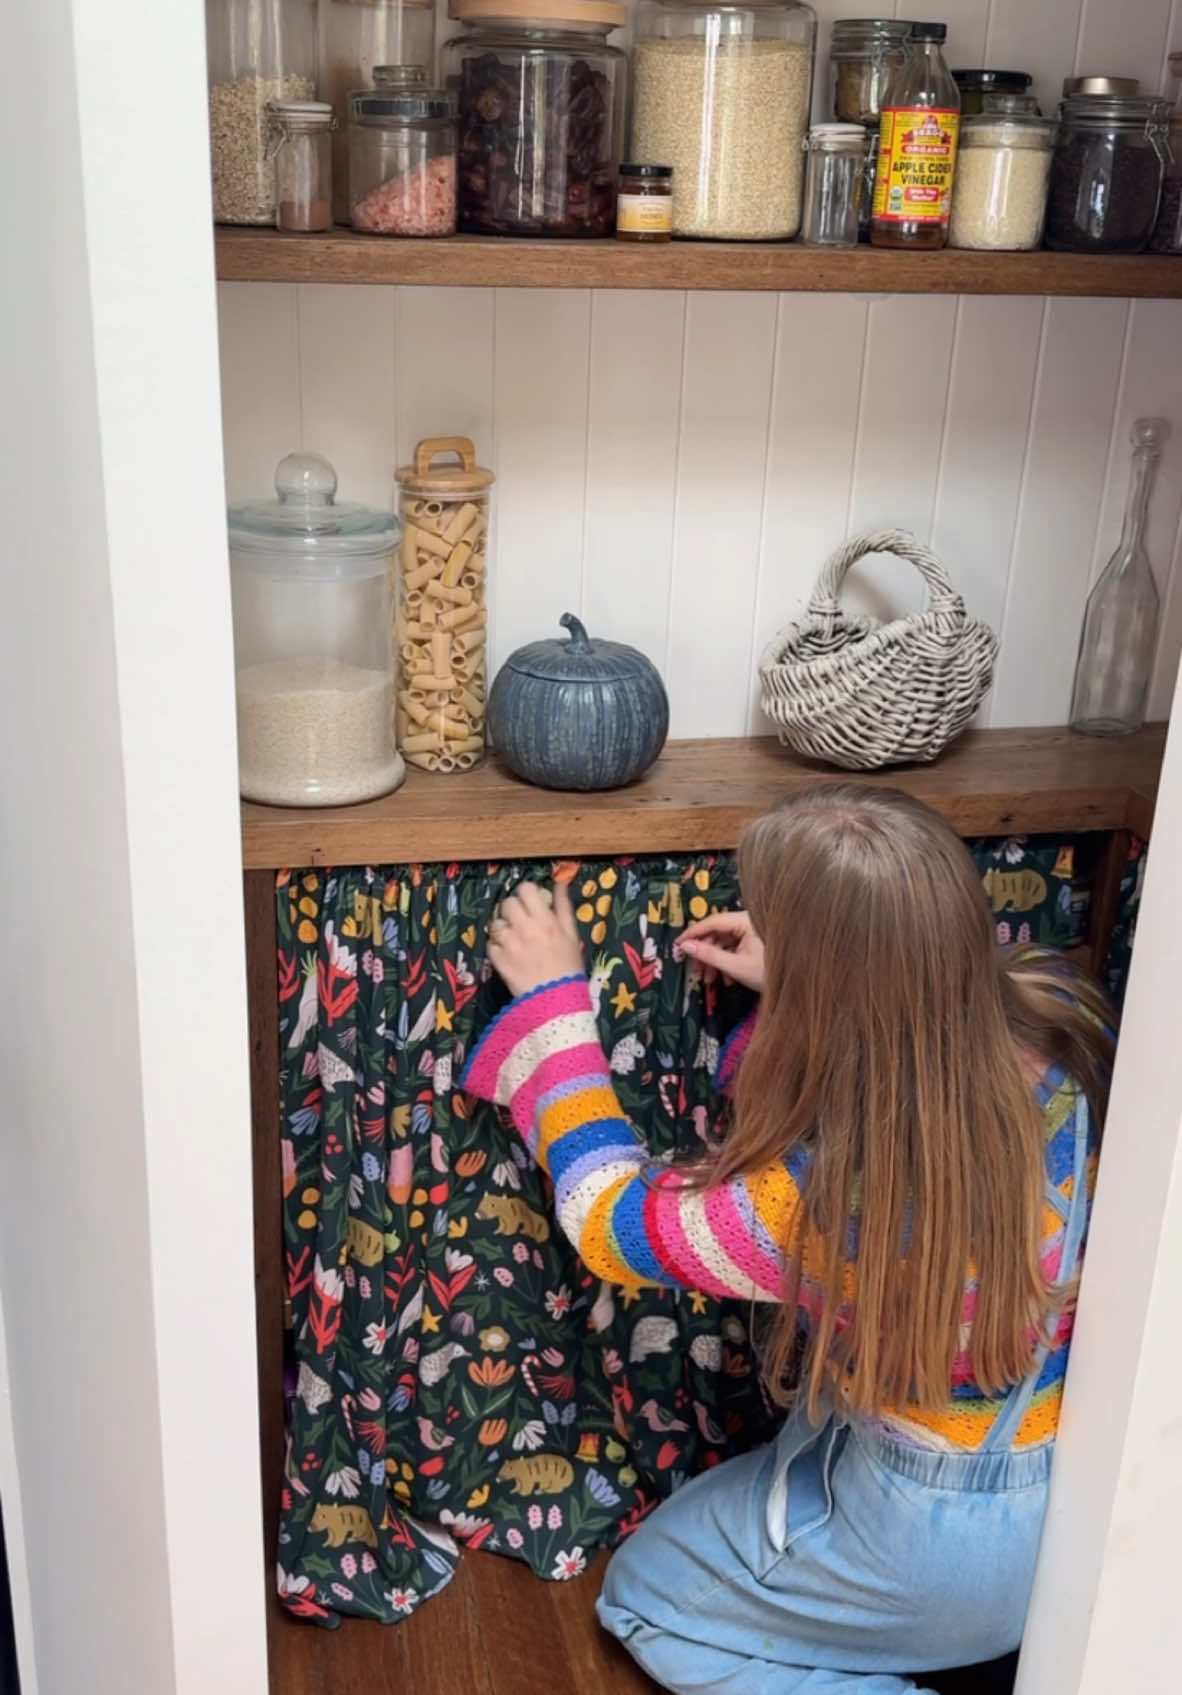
[462,976,798,1301]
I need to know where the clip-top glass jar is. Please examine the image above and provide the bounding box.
[631,0,817,240]
[801,123,865,246]
[206,0,318,224]
[267,100,335,229]
[1045,94,1170,252]
[350,68,458,233]
[1149,112,1182,252]
[229,454,404,807]
[394,438,495,773]
[830,18,910,124]
[323,0,437,222]
[948,97,1055,251]
[443,0,627,237]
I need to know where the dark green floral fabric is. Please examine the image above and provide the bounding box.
[276,856,771,1628]
[1105,838,1147,1009]
[275,839,1143,1629]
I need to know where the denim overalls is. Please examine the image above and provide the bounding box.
[598,1096,1091,1695]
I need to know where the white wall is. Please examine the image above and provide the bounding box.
[0,0,266,1692]
[218,0,1182,737]
[1018,667,1182,1695]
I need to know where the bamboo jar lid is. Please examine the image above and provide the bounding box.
[395,436,495,496]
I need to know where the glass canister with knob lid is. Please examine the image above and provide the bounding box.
[206,0,319,224]
[229,453,404,806]
[394,438,495,773]
[442,0,628,236]
[323,0,437,222]
[631,0,817,240]
[349,68,458,234]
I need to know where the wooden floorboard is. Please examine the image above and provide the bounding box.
[268,1552,659,1695]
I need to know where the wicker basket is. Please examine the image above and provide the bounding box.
[759,530,998,771]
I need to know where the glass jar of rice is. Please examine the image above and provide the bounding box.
[229,453,405,807]
[630,0,816,240]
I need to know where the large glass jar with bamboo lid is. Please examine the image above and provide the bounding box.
[393,438,494,773]
[323,0,437,221]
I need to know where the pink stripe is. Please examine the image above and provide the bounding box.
[703,1184,783,1295]
[464,978,592,1096]
[508,1043,610,1140]
[644,1173,738,1299]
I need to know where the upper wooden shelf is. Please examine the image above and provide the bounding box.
[241,724,1166,869]
[215,227,1182,296]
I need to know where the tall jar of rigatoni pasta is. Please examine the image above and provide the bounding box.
[393,437,493,773]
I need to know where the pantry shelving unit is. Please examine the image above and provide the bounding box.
[215,226,1182,292]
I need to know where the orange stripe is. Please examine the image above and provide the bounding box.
[579,1171,638,1284]
[537,1085,622,1161]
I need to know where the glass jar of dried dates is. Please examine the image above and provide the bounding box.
[441,0,627,237]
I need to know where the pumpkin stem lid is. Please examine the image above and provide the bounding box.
[560,612,593,654]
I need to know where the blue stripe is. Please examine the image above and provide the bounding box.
[536,1071,613,1115]
[459,975,586,1089]
[546,1117,638,1188]
[554,1141,644,1213]
[607,1177,674,1284]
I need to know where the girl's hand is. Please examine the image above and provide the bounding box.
[487,880,585,1000]
[674,910,765,993]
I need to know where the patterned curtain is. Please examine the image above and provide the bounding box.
[275,836,1143,1628]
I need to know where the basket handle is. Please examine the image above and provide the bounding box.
[808,530,965,621]
[414,436,478,478]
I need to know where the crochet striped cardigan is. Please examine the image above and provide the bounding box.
[462,975,1097,1452]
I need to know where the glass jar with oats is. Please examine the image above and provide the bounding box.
[394,438,494,773]
[206,0,319,224]
[631,0,816,240]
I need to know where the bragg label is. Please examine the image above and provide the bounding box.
[873,107,960,224]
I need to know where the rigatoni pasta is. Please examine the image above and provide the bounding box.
[393,437,495,774]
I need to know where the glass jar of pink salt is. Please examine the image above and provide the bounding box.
[348,66,457,234]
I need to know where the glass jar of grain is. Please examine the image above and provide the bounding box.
[229,453,405,807]
[394,438,495,773]
[948,98,1056,251]
[206,0,319,224]
[323,0,437,224]
[631,0,817,240]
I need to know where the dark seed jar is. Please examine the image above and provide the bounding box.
[1045,93,1171,253]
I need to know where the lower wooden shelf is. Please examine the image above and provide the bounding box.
[215,227,1182,296]
[240,724,1166,870]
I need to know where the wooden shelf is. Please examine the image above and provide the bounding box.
[240,724,1166,869]
[215,227,1182,295]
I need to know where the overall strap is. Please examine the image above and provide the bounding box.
[980,1092,1091,1453]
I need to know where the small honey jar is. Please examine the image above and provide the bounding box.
[616,163,674,241]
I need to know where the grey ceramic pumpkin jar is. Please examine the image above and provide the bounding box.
[488,613,670,791]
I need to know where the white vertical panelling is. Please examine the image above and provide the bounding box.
[843,295,958,618]
[666,291,778,737]
[1073,0,1176,88]
[748,294,870,729]
[582,290,685,661]
[985,0,1086,111]
[491,288,591,671]
[990,298,1128,725]
[895,0,990,65]
[929,295,1045,723]
[393,284,496,465]
[215,281,300,502]
[297,284,396,511]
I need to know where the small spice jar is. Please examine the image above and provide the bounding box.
[229,453,404,807]
[1045,93,1171,253]
[801,123,866,247]
[951,68,1033,116]
[1149,112,1182,253]
[830,18,912,124]
[948,97,1055,251]
[267,100,335,230]
[349,67,457,234]
[616,163,674,240]
[393,438,494,774]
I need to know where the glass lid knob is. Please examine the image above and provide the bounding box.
[275,452,338,507]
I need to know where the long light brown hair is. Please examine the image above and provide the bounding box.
[717,785,1113,1421]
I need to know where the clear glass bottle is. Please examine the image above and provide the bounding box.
[349,68,457,234]
[801,123,865,246]
[1070,419,1170,738]
[631,0,817,240]
[206,0,319,224]
[443,0,628,237]
[323,0,437,222]
[871,20,960,249]
[267,100,335,229]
